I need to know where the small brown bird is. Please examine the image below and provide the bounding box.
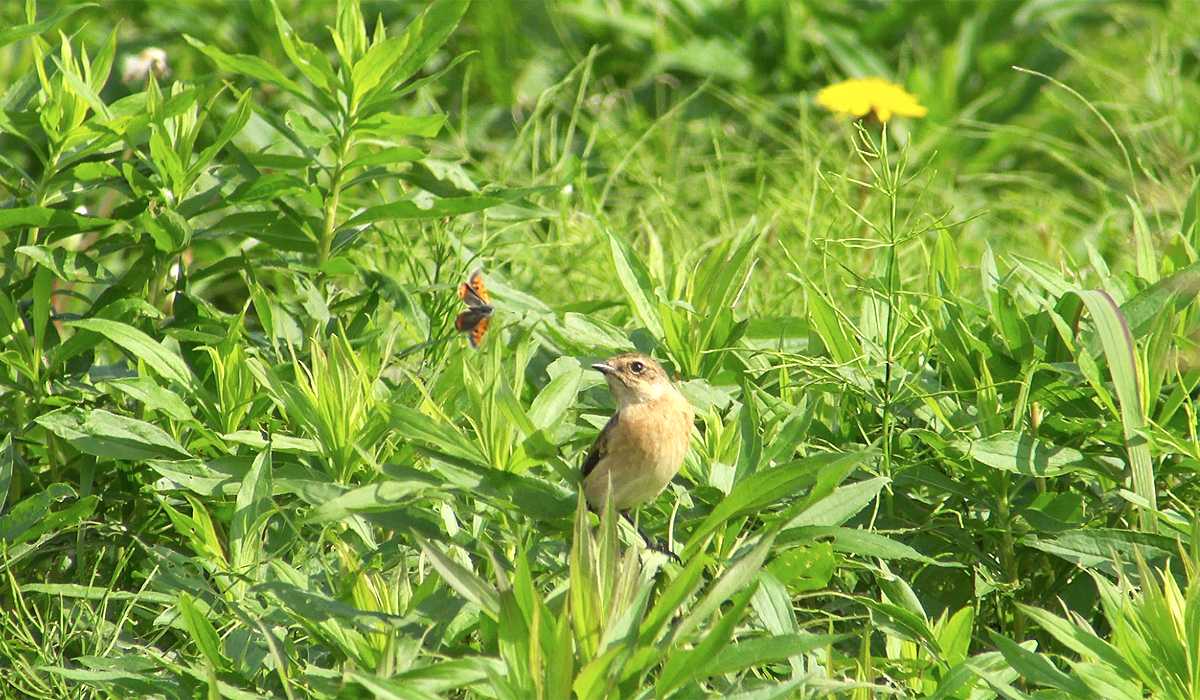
[582,353,694,549]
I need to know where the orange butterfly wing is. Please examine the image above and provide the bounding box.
[455,309,491,347]
[455,269,493,348]
[458,269,490,307]
[468,315,490,348]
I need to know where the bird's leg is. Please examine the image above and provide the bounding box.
[623,511,680,564]
[621,511,653,547]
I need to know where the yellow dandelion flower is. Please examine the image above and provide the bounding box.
[815,77,927,123]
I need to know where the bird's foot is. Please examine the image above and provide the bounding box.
[623,512,681,564]
[645,537,681,564]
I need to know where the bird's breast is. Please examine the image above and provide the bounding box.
[583,390,694,511]
[615,395,692,468]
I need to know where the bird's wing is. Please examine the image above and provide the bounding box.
[581,413,618,478]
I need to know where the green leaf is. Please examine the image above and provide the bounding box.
[708,632,848,677]
[389,405,488,466]
[816,23,892,77]
[1110,260,1200,340]
[16,244,114,283]
[526,358,583,431]
[694,222,761,317]
[20,583,174,604]
[0,206,114,231]
[651,36,753,82]
[0,484,74,543]
[376,0,470,92]
[1127,196,1158,283]
[342,194,503,228]
[927,653,1004,700]
[736,385,763,480]
[658,584,757,693]
[782,526,954,566]
[496,587,532,692]
[146,456,264,498]
[191,88,253,178]
[66,318,195,390]
[208,211,315,253]
[361,50,475,113]
[221,431,318,455]
[230,447,272,573]
[89,28,121,101]
[990,631,1092,697]
[5,494,98,551]
[165,494,224,566]
[806,284,860,365]
[955,430,1116,477]
[334,0,367,66]
[1017,604,1132,675]
[606,229,664,338]
[751,571,799,637]
[0,434,12,514]
[141,208,192,253]
[351,36,415,106]
[937,606,975,667]
[413,534,500,619]
[36,408,191,461]
[673,531,776,642]
[766,542,835,591]
[1025,528,1177,573]
[639,551,709,644]
[178,593,232,672]
[345,671,442,700]
[684,451,867,560]
[346,145,425,170]
[354,112,446,139]
[269,0,338,94]
[543,313,636,354]
[378,658,505,696]
[228,173,308,203]
[254,579,409,633]
[759,409,813,468]
[100,377,194,421]
[786,476,887,528]
[183,34,312,106]
[861,598,941,656]
[307,478,436,523]
[54,54,110,120]
[1074,662,1143,700]
[0,4,96,48]
[1072,289,1155,530]
[1181,172,1200,242]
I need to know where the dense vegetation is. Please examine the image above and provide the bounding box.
[2,1,1199,697]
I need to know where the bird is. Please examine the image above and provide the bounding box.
[121,47,170,84]
[582,352,694,555]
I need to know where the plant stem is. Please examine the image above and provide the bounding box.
[319,132,352,268]
[880,128,900,517]
[996,473,1024,641]
[19,147,62,278]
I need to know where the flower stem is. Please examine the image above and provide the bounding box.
[319,138,350,268]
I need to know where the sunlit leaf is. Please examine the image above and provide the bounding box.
[36,408,190,461]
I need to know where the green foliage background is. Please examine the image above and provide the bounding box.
[2,0,1200,698]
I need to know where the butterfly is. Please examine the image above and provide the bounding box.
[455,269,493,348]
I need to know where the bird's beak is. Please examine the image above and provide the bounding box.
[591,362,615,375]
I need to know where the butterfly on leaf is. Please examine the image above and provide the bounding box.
[455,269,493,348]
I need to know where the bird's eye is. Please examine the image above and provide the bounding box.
[630,361,645,374]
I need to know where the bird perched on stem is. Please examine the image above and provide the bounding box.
[582,353,694,556]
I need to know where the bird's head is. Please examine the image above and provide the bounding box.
[591,353,673,407]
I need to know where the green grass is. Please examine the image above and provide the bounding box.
[2,0,1200,697]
